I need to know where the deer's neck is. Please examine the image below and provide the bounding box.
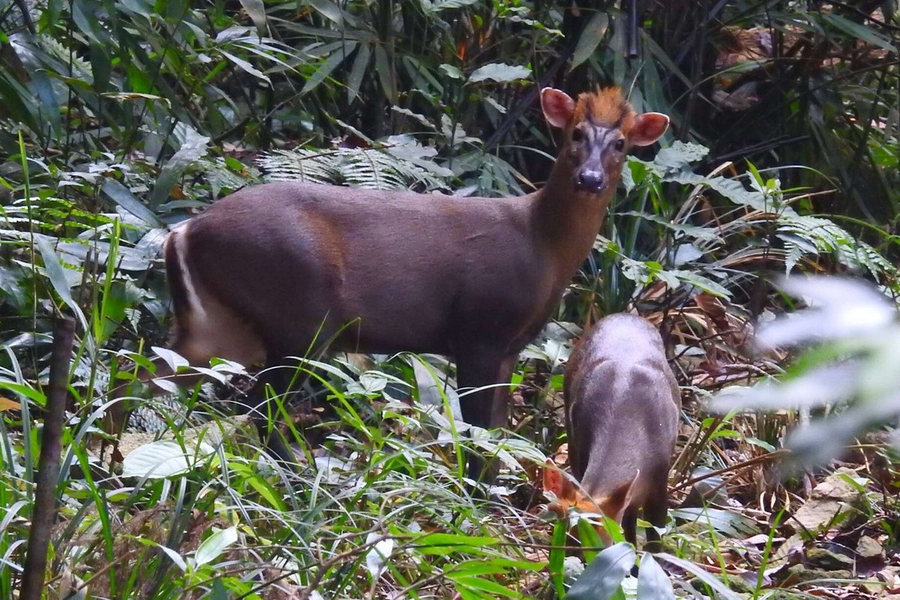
[532,159,617,278]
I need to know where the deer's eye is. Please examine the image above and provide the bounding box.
[571,129,584,143]
[614,138,625,152]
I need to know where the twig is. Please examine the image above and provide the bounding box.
[672,449,789,492]
[297,524,387,600]
[72,548,141,592]
[20,317,75,600]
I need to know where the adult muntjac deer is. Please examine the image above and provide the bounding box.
[113,88,669,477]
[544,314,680,549]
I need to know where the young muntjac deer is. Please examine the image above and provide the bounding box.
[544,314,680,549]
[113,88,669,476]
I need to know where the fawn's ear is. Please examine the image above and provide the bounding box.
[598,470,640,522]
[541,88,576,129]
[542,461,577,501]
[630,113,669,146]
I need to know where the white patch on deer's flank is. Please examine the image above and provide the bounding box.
[169,228,208,322]
[165,224,266,368]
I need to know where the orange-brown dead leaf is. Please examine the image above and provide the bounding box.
[0,396,21,411]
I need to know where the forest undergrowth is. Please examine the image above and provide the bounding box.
[1,1,899,598]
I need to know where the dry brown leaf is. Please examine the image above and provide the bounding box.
[0,396,21,411]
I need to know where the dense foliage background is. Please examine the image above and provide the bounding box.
[0,0,898,598]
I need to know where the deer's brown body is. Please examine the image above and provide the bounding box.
[125,88,669,474]
[546,314,680,548]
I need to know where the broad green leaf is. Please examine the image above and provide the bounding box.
[571,11,609,69]
[71,0,109,44]
[364,533,395,579]
[151,346,190,373]
[210,579,228,600]
[118,0,152,16]
[636,554,674,599]
[149,126,210,210]
[449,574,520,597]
[576,517,605,563]
[656,553,743,600]
[195,526,238,567]
[468,63,531,84]
[156,544,188,572]
[669,507,759,538]
[566,542,635,600]
[302,41,357,95]
[550,520,568,598]
[150,378,181,395]
[36,236,86,326]
[412,533,499,555]
[0,382,47,406]
[28,70,62,134]
[0,68,41,130]
[96,281,128,345]
[420,533,499,547]
[238,0,267,35]
[666,269,731,298]
[219,50,270,83]
[440,63,465,81]
[347,43,371,102]
[36,236,75,307]
[374,44,394,100]
[188,367,229,385]
[116,350,157,374]
[446,558,542,577]
[620,211,723,243]
[653,141,709,171]
[89,43,111,93]
[125,62,154,94]
[246,476,286,511]
[424,0,479,13]
[307,0,343,25]
[101,179,162,227]
[821,13,896,52]
[122,440,215,478]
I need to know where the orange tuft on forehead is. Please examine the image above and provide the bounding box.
[572,87,636,131]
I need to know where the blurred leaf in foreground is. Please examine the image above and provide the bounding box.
[713,276,900,468]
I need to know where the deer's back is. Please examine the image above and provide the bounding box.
[171,182,557,357]
[565,314,680,500]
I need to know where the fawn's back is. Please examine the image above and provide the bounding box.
[550,313,680,548]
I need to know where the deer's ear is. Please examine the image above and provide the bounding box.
[598,470,640,522]
[543,461,577,501]
[630,113,670,146]
[541,88,576,129]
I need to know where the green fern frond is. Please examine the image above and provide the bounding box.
[257,149,341,185]
[258,146,450,191]
[37,34,93,81]
[776,215,896,279]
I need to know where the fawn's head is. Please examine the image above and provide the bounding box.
[541,87,669,193]
[542,462,639,542]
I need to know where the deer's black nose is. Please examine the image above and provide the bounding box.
[577,169,605,191]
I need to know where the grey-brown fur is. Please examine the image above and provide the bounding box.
[564,313,681,547]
